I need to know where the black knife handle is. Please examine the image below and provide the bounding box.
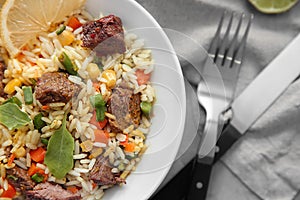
[186,158,213,200]
[214,124,241,162]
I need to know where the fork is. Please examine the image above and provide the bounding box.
[186,11,253,200]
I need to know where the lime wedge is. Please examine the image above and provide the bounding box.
[249,0,298,14]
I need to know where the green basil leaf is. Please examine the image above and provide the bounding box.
[3,97,22,107]
[0,103,31,130]
[44,114,74,179]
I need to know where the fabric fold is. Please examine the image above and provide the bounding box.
[222,79,300,200]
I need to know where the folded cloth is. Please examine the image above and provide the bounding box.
[222,78,300,200]
[136,0,300,199]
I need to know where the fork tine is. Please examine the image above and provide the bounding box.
[215,12,234,67]
[222,13,243,68]
[232,14,253,68]
[208,11,226,61]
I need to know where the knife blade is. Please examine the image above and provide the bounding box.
[215,32,300,160]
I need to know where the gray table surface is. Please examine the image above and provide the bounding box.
[135,0,300,199]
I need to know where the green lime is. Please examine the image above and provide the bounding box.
[249,0,298,14]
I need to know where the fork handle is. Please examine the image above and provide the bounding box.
[186,156,213,200]
[214,124,241,162]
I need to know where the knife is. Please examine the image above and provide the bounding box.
[187,32,300,200]
[215,32,300,160]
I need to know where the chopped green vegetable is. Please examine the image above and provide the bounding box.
[33,113,46,131]
[90,94,105,108]
[29,78,37,86]
[140,101,152,116]
[0,103,31,130]
[22,86,33,105]
[90,94,106,121]
[125,154,136,160]
[41,138,48,146]
[44,114,74,179]
[3,96,22,107]
[31,173,44,183]
[56,25,66,35]
[118,163,125,171]
[59,52,78,75]
[7,175,18,181]
[95,107,106,122]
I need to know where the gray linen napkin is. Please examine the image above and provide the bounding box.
[136,0,300,199]
[223,78,300,200]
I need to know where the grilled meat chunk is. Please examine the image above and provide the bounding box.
[107,82,141,133]
[82,14,126,56]
[25,182,80,200]
[7,166,35,194]
[90,156,125,186]
[35,72,80,105]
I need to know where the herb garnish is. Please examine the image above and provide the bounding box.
[44,113,74,179]
[0,102,31,130]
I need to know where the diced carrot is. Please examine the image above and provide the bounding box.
[67,186,79,194]
[94,129,109,144]
[28,61,36,66]
[30,147,46,163]
[67,16,82,30]
[89,111,108,130]
[21,45,29,51]
[1,183,16,198]
[92,182,97,189]
[135,69,151,85]
[41,105,50,110]
[120,134,129,146]
[28,163,38,176]
[42,173,48,182]
[16,53,35,66]
[124,142,135,152]
[16,53,26,62]
[98,118,108,129]
[93,82,100,93]
[7,154,15,166]
[28,163,47,181]
[89,111,101,129]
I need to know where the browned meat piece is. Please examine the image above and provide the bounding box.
[35,72,80,105]
[0,62,6,97]
[25,182,80,200]
[107,82,141,133]
[81,14,126,56]
[90,156,125,186]
[7,166,36,194]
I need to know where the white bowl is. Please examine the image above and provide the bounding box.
[85,0,186,199]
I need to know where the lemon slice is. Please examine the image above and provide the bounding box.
[249,0,298,14]
[1,0,86,57]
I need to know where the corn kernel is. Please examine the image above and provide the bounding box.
[4,78,22,94]
[58,31,75,46]
[109,132,116,137]
[101,70,116,88]
[80,140,94,152]
[89,148,103,159]
[14,147,26,158]
[86,63,101,80]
